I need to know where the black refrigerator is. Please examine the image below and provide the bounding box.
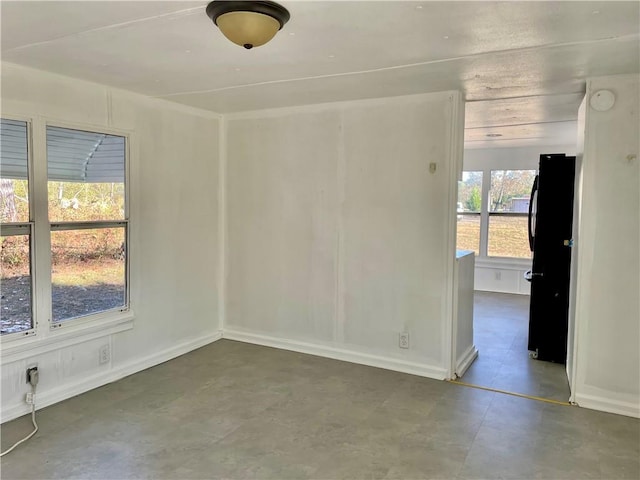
[526,153,576,364]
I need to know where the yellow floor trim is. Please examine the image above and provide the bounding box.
[447,379,573,406]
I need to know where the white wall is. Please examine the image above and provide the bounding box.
[0,63,222,421]
[224,92,464,379]
[463,145,576,171]
[1,64,636,421]
[572,74,640,418]
[462,144,576,295]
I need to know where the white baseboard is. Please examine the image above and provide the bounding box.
[1,331,223,423]
[456,344,478,377]
[574,392,640,419]
[223,329,447,380]
[4,327,638,422]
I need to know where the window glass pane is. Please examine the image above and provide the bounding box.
[489,170,536,212]
[51,227,125,322]
[1,119,29,223]
[457,215,480,254]
[488,216,532,258]
[47,126,125,222]
[1,234,33,334]
[457,171,483,213]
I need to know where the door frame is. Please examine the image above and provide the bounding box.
[446,97,582,399]
[443,92,465,380]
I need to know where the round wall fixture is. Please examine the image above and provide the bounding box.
[206,1,290,50]
[590,90,615,112]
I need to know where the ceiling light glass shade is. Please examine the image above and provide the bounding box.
[216,11,280,49]
[206,1,290,50]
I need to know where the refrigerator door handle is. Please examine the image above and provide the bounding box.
[524,270,543,282]
[528,175,539,252]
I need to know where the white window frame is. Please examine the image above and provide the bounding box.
[0,115,134,352]
[1,116,37,340]
[457,167,537,264]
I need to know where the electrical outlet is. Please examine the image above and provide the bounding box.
[399,332,410,349]
[495,271,502,281]
[26,366,38,386]
[25,392,35,405]
[99,344,110,365]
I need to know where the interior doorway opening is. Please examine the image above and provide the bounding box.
[452,128,579,402]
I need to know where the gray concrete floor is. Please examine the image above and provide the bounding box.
[461,291,571,402]
[1,339,638,479]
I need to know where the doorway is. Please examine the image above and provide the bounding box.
[452,148,575,402]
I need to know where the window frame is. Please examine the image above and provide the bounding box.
[1,116,37,340]
[457,167,537,261]
[0,115,133,346]
[46,123,130,329]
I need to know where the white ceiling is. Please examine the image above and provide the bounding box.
[1,1,639,148]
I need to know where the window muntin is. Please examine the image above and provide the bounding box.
[47,126,128,325]
[1,119,34,336]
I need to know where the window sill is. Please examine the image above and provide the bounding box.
[1,311,134,364]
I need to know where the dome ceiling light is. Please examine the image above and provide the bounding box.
[206,1,290,50]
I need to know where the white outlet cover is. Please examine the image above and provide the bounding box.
[99,345,110,364]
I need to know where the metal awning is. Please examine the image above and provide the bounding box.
[1,119,125,183]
